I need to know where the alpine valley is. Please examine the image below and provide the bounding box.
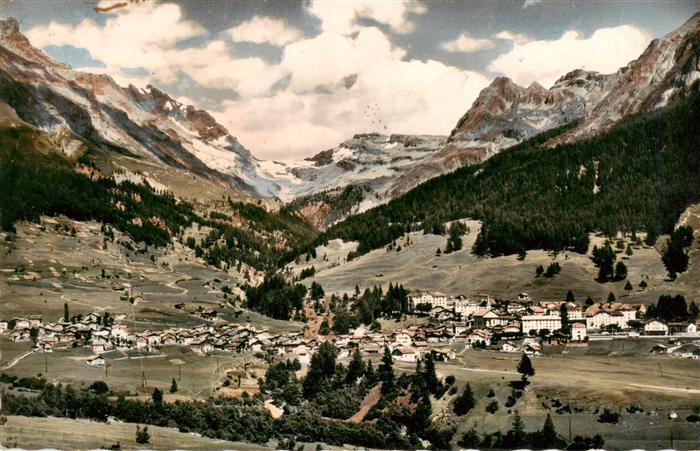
[1,8,700,451]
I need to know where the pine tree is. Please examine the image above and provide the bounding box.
[614,261,628,280]
[364,360,377,386]
[540,413,562,447]
[379,346,395,394]
[624,280,633,295]
[565,290,575,303]
[423,354,440,395]
[170,378,178,393]
[453,383,475,416]
[607,292,616,303]
[135,425,150,444]
[689,301,699,319]
[517,354,535,383]
[152,387,163,403]
[507,412,525,448]
[346,348,364,384]
[303,341,337,398]
[63,303,69,322]
[412,394,432,432]
[559,303,570,335]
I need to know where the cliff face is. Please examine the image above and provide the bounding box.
[0,18,274,195]
[547,12,700,146]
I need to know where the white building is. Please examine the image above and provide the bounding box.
[410,292,449,309]
[644,320,669,336]
[454,299,480,317]
[586,311,629,330]
[472,310,505,329]
[521,315,562,335]
[571,323,587,341]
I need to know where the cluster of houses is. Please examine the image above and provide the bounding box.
[0,311,432,368]
[408,291,699,340]
[3,289,698,370]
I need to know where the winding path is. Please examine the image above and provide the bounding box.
[0,350,34,370]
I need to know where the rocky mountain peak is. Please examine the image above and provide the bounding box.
[546,11,700,147]
[0,18,20,38]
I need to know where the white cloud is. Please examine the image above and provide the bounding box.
[214,28,490,160]
[495,30,531,45]
[522,0,543,9]
[488,25,651,88]
[441,32,496,53]
[24,1,491,161]
[227,16,303,46]
[26,2,203,83]
[307,0,427,35]
[25,2,286,96]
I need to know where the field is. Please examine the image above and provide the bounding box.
[0,341,266,398]
[391,342,700,450]
[299,215,700,305]
[0,218,302,332]
[0,415,271,450]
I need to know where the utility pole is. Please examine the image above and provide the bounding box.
[44,353,48,374]
[670,423,674,449]
[568,416,572,443]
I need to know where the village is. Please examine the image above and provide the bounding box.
[3,289,700,370]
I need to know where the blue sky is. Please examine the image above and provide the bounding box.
[4,0,698,159]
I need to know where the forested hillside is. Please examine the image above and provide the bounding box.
[316,92,700,257]
[0,125,317,270]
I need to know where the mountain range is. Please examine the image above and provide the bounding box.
[0,13,699,232]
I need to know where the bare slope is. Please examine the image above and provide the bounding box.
[304,209,699,303]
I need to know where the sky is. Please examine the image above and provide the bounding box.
[2,0,698,160]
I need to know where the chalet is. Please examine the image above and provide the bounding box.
[467,330,491,346]
[161,333,177,346]
[191,339,214,354]
[501,323,522,336]
[644,320,669,336]
[86,355,106,367]
[501,341,519,353]
[291,344,312,365]
[392,347,418,363]
[38,340,54,352]
[84,312,100,324]
[9,328,30,342]
[57,332,75,343]
[13,318,30,330]
[524,342,541,355]
[571,322,587,341]
[135,336,149,349]
[431,348,456,361]
[0,321,7,332]
[506,303,527,314]
[472,309,502,329]
[650,343,668,354]
[668,322,696,335]
[394,332,413,346]
[91,336,111,353]
[109,325,129,340]
[451,322,468,334]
